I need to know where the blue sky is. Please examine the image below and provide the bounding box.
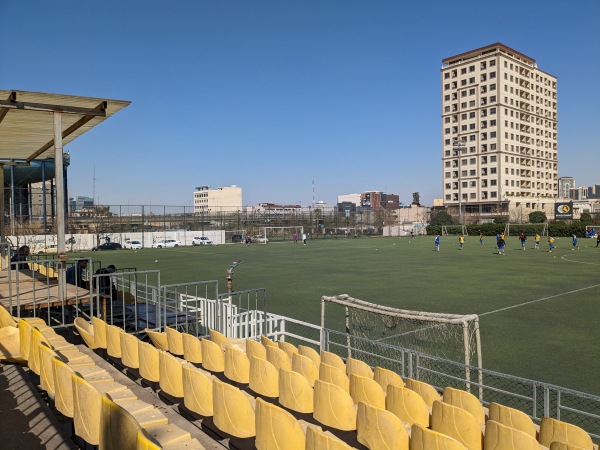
[2,0,599,207]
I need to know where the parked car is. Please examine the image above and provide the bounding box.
[92,242,123,251]
[125,240,143,250]
[151,239,181,248]
[253,235,269,244]
[37,244,58,254]
[231,234,244,243]
[192,236,213,246]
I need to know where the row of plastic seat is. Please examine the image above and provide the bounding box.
[145,328,598,450]
[0,310,206,450]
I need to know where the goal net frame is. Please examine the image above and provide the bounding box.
[321,294,482,388]
[442,225,468,236]
[262,226,304,244]
[504,223,548,237]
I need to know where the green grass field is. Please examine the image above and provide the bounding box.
[77,235,600,395]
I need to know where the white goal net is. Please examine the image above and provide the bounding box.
[262,226,304,244]
[321,294,482,370]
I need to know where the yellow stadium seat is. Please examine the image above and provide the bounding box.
[277,340,299,359]
[484,419,542,450]
[266,345,292,372]
[405,378,441,410]
[385,384,430,428]
[321,350,346,371]
[200,338,225,373]
[74,317,98,349]
[298,344,321,366]
[182,365,214,417]
[356,401,409,450]
[38,341,57,396]
[292,352,319,387]
[136,428,162,450]
[538,417,594,450]
[319,362,350,392]
[0,304,17,328]
[159,350,185,398]
[373,366,405,392]
[182,332,203,364]
[209,328,229,348]
[305,424,353,450]
[224,345,250,384]
[260,334,278,348]
[138,340,160,383]
[72,372,103,445]
[410,423,468,450]
[52,357,76,418]
[430,400,483,450]
[29,327,50,375]
[313,380,357,431]
[346,357,374,379]
[166,326,184,356]
[212,378,256,438]
[278,368,314,414]
[249,355,279,398]
[0,326,25,363]
[101,393,193,450]
[246,338,267,360]
[349,373,385,409]
[120,331,140,369]
[92,317,108,349]
[145,328,169,351]
[255,398,305,450]
[488,402,537,439]
[18,320,35,363]
[443,386,486,426]
[100,393,142,450]
[106,324,124,359]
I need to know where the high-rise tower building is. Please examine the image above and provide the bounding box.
[441,43,557,219]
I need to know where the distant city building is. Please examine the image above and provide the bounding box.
[252,203,301,215]
[587,184,600,199]
[558,177,575,198]
[69,196,94,212]
[193,185,242,214]
[441,43,558,217]
[360,191,400,210]
[569,186,588,200]
[337,193,361,206]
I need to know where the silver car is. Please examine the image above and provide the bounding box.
[192,236,213,245]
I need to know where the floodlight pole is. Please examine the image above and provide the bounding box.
[453,137,467,225]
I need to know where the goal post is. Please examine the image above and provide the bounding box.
[505,223,548,237]
[262,226,304,244]
[321,294,482,389]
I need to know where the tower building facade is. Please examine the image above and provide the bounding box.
[441,43,557,220]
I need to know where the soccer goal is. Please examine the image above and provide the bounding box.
[321,294,482,379]
[441,225,468,236]
[262,226,304,244]
[504,223,548,237]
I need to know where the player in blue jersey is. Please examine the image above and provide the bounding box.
[434,234,440,252]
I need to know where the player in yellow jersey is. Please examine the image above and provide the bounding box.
[459,234,465,250]
[548,236,555,252]
[534,233,540,249]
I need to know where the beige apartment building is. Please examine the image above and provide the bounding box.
[193,185,243,214]
[441,43,557,222]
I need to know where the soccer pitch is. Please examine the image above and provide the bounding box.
[82,235,600,395]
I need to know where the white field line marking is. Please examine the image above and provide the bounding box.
[479,284,600,317]
[560,255,600,266]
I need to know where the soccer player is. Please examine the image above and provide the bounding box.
[497,236,505,255]
[479,232,484,245]
[519,233,526,250]
[459,234,465,250]
[572,234,579,250]
[548,236,555,252]
[534,233,540,249]
[434,234,440,252]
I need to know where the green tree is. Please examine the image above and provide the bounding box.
[430,210,453,226]
[529,211,547,223]
[579,212,592,225]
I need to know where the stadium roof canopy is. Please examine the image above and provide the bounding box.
[0,89,130,163]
